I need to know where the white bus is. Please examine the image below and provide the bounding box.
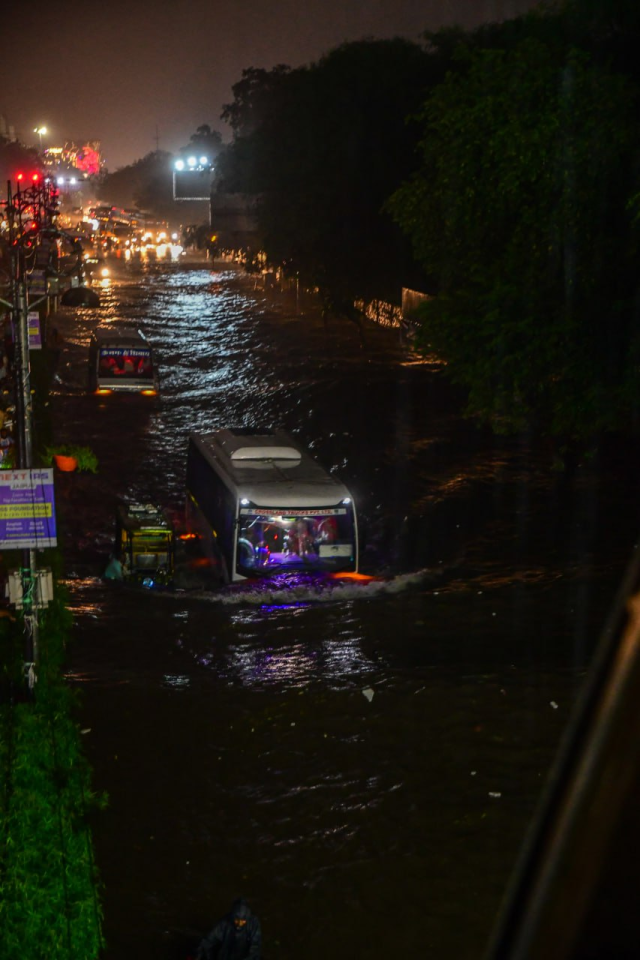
[89,326,158,396]
[185,428,359,583]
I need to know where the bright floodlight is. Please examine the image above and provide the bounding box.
[175,159,185,171]
[199,156,208,165]
[57,176,65,185]
[187,156,197,167]
[34,125,47,150]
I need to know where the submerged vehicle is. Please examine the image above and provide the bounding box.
[185,427,359,583]
[111,500,174,586]
[89,326,158,396]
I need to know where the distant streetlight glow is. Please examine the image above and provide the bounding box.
[187,156,197,167]
[33,125,47,150]
[199,156,208,165]
[175,159,185,171]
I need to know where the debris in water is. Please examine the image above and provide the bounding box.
[362,687,374,702]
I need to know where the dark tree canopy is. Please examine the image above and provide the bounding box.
[388,3,640,442]
[221,65,292,137]
[97,150,174,216]
[218,40,444,311]
[0,138,40,188]
[180,124,223,162]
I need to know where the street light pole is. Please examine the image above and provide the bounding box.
[33,125,47,153]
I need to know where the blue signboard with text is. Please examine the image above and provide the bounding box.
[0,469,57,548]
[28,312,42,350]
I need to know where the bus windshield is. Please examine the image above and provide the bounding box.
[237,506,356,574]
[98,347,154,379]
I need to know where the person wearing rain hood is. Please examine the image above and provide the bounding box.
[195,898,262,960]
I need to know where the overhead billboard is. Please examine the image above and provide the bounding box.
[173,169,213,201]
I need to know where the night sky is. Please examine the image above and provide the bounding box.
[6,0,538,171]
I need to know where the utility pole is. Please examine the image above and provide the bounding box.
[0,175,60,691]
[14,234,38,683]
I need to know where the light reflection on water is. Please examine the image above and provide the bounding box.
[171,568,437,608]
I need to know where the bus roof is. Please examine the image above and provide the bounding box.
[189,429,353,508]
[91,326,150,347]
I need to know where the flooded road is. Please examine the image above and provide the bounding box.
[48,255,639,959]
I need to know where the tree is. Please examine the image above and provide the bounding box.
[97,151,175,219]
[218,41,440,320]
[179,124,223,162]
[0,137,40,186]
[388,32,640,441]
[221,65,292,137]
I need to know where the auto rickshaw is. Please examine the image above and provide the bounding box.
[113,500,174,587]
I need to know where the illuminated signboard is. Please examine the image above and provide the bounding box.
[0,469,57,548]
[28,311,42,349]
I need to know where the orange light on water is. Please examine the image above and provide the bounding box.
[178,533,198,541]
[329,571,379,582]
[140,389,157,396]
[95,388,112,395]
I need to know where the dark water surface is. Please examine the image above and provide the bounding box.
[48,256,639,959]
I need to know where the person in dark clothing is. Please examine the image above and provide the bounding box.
[196,898,261,960]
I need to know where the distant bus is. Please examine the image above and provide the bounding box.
[185,427,359,583]
[89,326,158,396]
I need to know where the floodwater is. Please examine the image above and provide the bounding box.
[47,253,640,959]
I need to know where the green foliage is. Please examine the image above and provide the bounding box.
[0,594,106,959]
[42,445,99,473]
[0,445,15,469]
[388,28,640,440]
